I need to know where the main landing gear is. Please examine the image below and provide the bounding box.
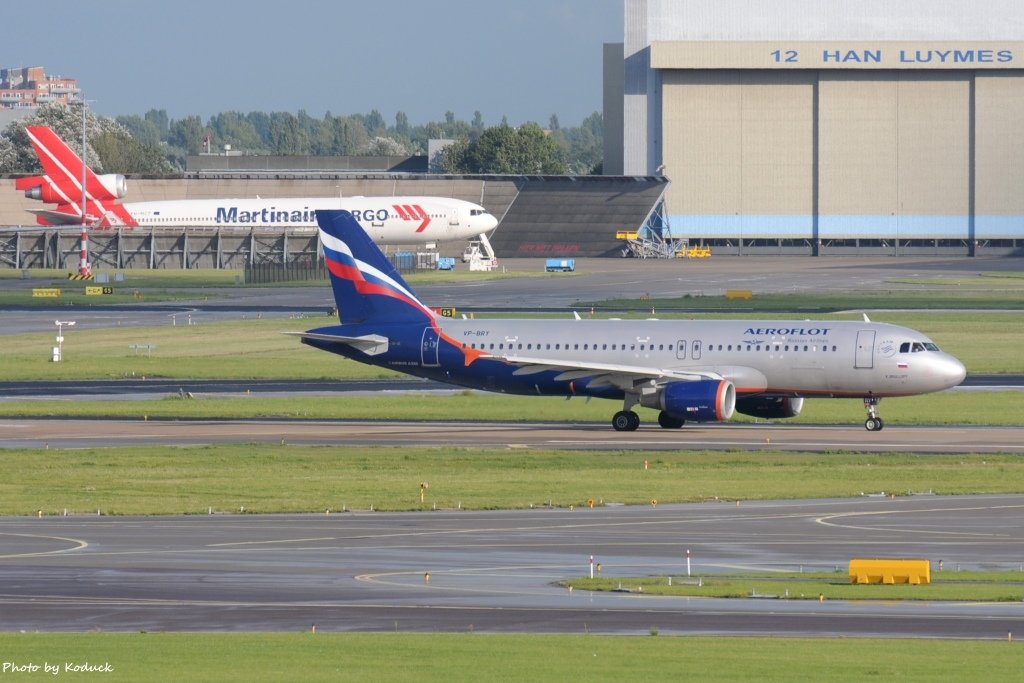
[611,410,687,431]
[611,392,686,431]
[612,393,642,431]
[864,397,884,431]
[612,410,641,431]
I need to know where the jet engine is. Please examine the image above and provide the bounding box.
[734,396,804,420]
[20,174,127,202]
[96,173,128,200]
[645,379,736,422]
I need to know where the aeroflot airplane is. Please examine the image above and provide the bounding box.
[14,125,497,244]
[296,211,967,431]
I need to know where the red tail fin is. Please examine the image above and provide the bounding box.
[16,126,136,227]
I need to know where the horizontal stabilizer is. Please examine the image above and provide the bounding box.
[28,209,86,225]
[285,331,389,356]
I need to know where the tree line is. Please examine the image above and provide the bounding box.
[1,104,603,176]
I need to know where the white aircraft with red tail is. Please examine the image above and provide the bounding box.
[14,125,497,244]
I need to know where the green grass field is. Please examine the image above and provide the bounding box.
[0,633,1017,683]
[0,265,561,297]
[567,570,1024,602]
[3,446,1022,515]
[579,277,1024,310]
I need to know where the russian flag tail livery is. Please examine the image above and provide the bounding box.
[317,209,435,325]
[15,125,136,228]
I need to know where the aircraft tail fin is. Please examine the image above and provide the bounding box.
[317,209,435,326]
[16,125,135,227]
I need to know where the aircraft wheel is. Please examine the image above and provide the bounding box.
[865,417,883,431]
[657,411,685,429]
[613,410,640,432]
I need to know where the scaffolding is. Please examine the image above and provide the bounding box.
[615,199,688,258]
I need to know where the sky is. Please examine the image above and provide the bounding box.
[9,0,622,128]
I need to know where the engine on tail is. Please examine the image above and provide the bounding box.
[643,379,736,422]
[734,396,804,420]
[96,173,128,200]
[20,174,127,203]
[20,179,63,203]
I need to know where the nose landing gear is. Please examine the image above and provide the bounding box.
[864,397,884,431]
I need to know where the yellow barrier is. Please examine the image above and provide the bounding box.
[616,230,639,240]
[725,289,753,300]
[85,286,114,296]
[849,558,931,585]
[32,288,62,298]
[686,247,712,258]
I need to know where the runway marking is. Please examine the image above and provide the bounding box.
[207,536,336,547]
[548,439,1024,452]
[815,504,1024,536]
[0,533,89,559]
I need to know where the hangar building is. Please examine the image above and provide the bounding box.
[604,0,1024,255]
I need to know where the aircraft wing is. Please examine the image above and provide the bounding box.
[492,354,768,393]
[284,331,389,356]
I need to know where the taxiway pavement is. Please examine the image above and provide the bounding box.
[1,418,1022,454]
[1,495,1021,636]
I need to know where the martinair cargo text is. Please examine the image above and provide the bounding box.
[14,126,497,244]
[294,211,967,432]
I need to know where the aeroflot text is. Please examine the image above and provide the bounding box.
[743,327,830,336]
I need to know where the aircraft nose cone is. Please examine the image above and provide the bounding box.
[942,355,967,388]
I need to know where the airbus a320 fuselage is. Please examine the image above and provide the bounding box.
[295,210,967,432]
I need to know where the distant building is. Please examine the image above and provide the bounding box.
[604,0,1024,255]
[1,66,80,126]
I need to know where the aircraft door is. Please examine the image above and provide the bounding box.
[691,340,702,360]
[421,327,440,367]
[854,330,875,369]
[675,340,686,360]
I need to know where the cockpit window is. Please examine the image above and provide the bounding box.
[900,341,938,353]
[470,209,489,216]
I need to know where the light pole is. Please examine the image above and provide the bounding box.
[75,96,92,277]
[54,320,76,362]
